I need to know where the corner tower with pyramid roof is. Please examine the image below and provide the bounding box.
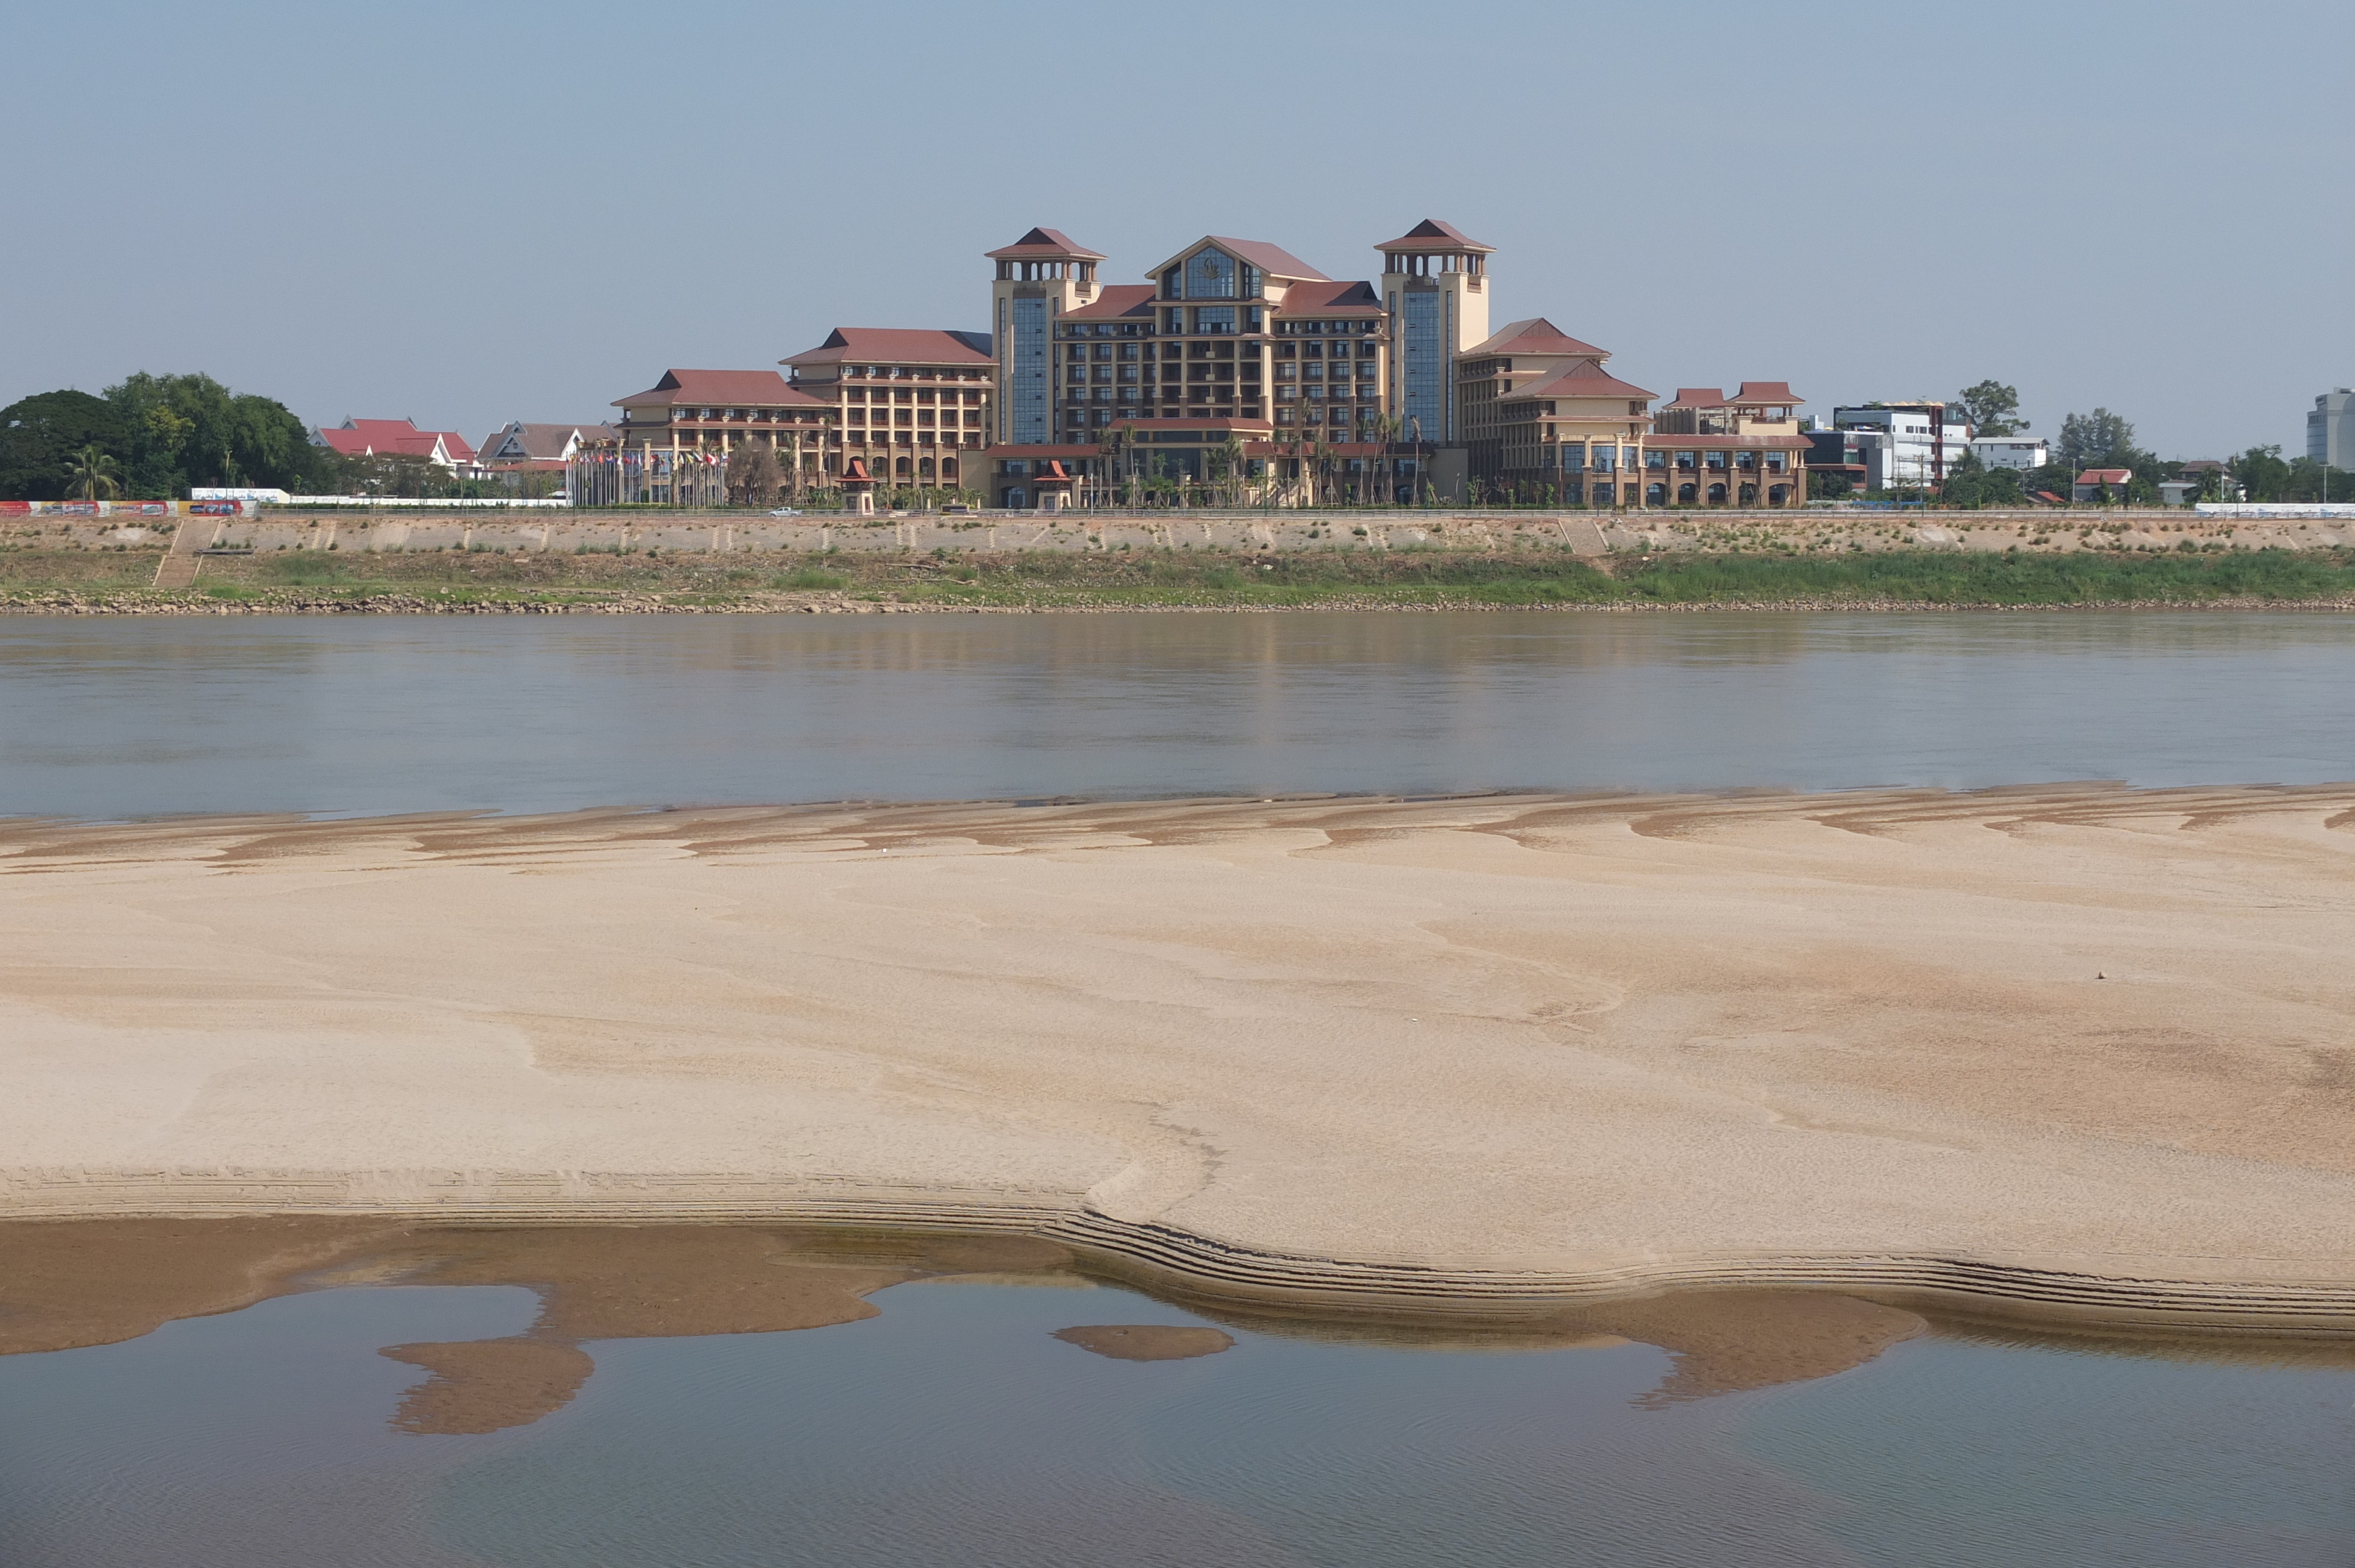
[1375,220,1495,448]
[985,227,1107,445]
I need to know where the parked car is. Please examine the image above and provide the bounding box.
[767,506,802,517]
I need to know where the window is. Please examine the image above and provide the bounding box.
[1193,305,1236,334]
[1184,248,1237,299]
[1561,447,1586,473]
[1592,447,1615,473]
[1644,449,1666,470]
[1009,297,1050,443]
[1401,289,1442,435]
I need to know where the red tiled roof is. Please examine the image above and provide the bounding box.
[2077,469,2132,483]
[782,328,994,368]
[1505,361,1657,403]
[1064,284,1158,320]
[984,226,1106,261]
[1278,279,1382,315]
[612,370,825,408]
[1375,218,1495,253]
[1732,381,1803,406]
[1666,387,1727,408]
[317,418,474,463]
[1204,237,1328,281]
[1465,318,1609,359]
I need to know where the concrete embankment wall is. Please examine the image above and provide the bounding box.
[8,508,2353,559]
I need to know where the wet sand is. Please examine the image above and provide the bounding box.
[3,788,2354,1328]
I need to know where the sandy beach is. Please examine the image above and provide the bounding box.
[4,787,2353,1329]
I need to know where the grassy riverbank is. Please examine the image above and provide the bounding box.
[6,546,2355,611]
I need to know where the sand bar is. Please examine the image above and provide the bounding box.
[4,787,2353,1328]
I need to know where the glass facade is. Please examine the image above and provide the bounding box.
[1009,298,1049,444]
[1192,305,1236,334]
[1184,248,1236,298]
[1401,290,1443,438]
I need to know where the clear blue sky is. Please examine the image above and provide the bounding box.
[6,0,2349,457]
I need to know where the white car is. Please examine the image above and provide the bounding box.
[767,506,802,517]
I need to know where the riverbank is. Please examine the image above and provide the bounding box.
[8,544,2355,613]
[5,788,2352,1331]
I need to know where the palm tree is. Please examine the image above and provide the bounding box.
[61,445,124,502]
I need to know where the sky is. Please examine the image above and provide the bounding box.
[5,0,2350,458]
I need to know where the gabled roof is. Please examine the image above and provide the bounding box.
[1731,381,1803,406]
[782,328,993,368]
[984,227,1106,261]
[1503,360,1657,404]
[1142,236,1329,284]
[1276,279,1382,316]
[2076,468,2133,483]
[1666,388,1727,408]
[1465,318,1608,359]
[315,418,475,463]
[612,370,825,408]
[1375,218,1495,254]
[1064,284,1159,321]
[478,423,618,462]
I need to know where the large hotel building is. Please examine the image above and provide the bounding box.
[595,218,1805,508]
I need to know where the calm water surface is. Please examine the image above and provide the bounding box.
[1,1277,2348,1568]
[4,610,2354,818]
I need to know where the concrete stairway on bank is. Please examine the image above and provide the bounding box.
[152,516,217,590]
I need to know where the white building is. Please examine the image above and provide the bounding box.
[1832,405,1973,489]
[1969,436,2048,471]
[2309,388,2353,469]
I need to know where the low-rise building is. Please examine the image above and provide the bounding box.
[2073,467,2132,502]
[475,423,614,493]
[1829,404,1972,489]
[312,418,476,471]
[782,327,994,491]
[1969,436,2049,471]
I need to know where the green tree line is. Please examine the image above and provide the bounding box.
[0,373,338,500]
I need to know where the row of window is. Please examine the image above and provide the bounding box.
[1524,482,1792,504]
[834,367,989,381]
[1052,317,1381,340]
[1543,446,1790,474]
[666,408,822,422]
[840,388,984,404]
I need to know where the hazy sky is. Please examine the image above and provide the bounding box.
[8,1,2349,457]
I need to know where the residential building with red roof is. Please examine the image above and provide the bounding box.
[312,418,477,471]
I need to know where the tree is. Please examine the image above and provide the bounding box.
[102,372,333,496]
[1954,381,2026,437]
[2230,446,2293,503]
[729,441,781,507]
[61,444,125,500]
[0,390,128,500]
[2055,408,2135,471]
